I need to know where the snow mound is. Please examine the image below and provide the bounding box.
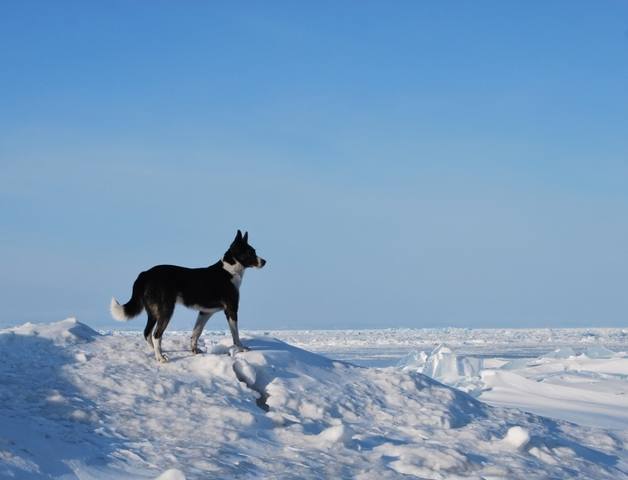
[1,321,627,479]
[0,317,99,346]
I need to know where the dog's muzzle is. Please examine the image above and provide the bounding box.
[257,257,267,268]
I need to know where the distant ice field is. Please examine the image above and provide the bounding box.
[133,326,628,367]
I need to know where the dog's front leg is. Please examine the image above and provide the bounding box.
[225,308,249,352]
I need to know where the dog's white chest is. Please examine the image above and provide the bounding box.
[230,270,244,289]
[222,260,245,289]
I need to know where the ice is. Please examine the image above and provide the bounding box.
[232,358,257,387]
[543,347,577,359]
[502,426,531,450]
[398,344,483,381]
[424,344,459,382]
[397,343,628,430]
[398,345,484,394]
[155,469,186,480]
[585,345,616,359]
[396,350,428,370]
[315,423,352,446]
[1,319,627,479]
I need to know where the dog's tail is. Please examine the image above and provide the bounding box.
[110,272,146,322]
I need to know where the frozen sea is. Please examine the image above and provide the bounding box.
[1,320,627,479]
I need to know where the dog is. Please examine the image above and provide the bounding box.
[110,230,266,362]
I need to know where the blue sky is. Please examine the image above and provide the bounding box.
[1,1,627,330]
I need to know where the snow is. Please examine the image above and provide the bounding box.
[2,317,99,345]
[396,341,628,430]
[154,469,186,480]
[400,344,484,391]
[502,426,530,450]
[1,319,628,479]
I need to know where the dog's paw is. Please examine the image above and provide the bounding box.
[157,353,169,363]
[228,345,250,357]
[191,346,205,355]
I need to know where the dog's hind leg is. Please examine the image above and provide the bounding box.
[150,298,175,363]
[152,317,172,363]
[144,312,157,349]
[191,312,212,354]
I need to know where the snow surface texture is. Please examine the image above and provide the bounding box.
[1,319,627,479]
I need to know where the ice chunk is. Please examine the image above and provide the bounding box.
[396,350,428,371]
[316,424,352,446]
[399,345,485,394]
[422,344,482,383]
[74,351,89,362]
[502,426,530,450]
[155,469,186,480]
[424,344,459,382]
[460,356,483,377]
[584,345,616,359]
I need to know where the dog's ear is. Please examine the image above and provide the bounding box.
[235,230,243,243]
[243,231,248,243]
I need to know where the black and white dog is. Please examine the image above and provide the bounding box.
[110,230,266,362]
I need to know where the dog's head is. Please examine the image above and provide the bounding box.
[227,230,266,268]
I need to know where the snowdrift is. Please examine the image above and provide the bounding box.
[399,343,628,430]
[1,319,627,479]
